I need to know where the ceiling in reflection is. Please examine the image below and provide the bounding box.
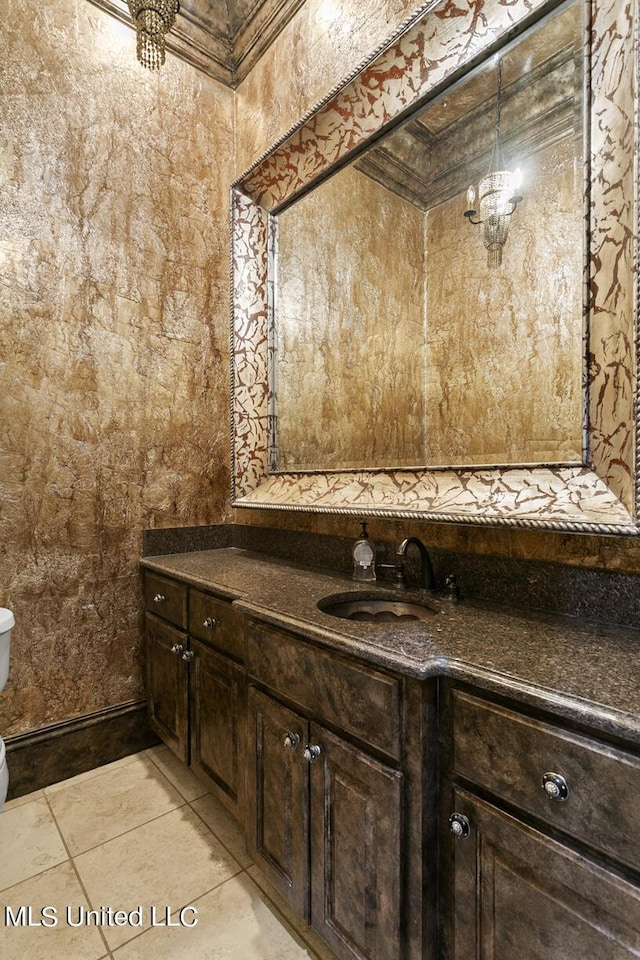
[86,0,305,86]
[356,3,581,209]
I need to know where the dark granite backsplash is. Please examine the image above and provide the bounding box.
[143,524,233,557]
[143,523,640,630]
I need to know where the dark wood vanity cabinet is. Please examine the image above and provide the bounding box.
[247,685,404,959]
[144,572,189,760]
[245,622,430,960]
[145,611,189,761]
[144,563,640,960]
[143,573,245,815]
[188,637,245,809]
[442,685,640,960]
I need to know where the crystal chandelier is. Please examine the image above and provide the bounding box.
[127,0,179,70]
[464,60,522,268]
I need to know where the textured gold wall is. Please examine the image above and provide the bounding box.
[275,139,583,471]
[425,137,583,467]
[0,1,234,736]
[276,166,426,469]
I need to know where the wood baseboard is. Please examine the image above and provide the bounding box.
[5,700,160,800]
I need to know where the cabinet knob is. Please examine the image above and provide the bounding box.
[541,772,569,801]
[170,643,183,655]
[153,594,166,604]
[449,813,471,839]
[182,650,195,663]
[203,617,217,630]
[303,744,322,764]
[283,733,300,750]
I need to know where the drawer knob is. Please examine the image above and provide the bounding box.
[182,650,195,663]
[283,733,300,750]
[170,643,184,655]
[153,594,166,604]
[303,744,322,764]
[542,772,569,801]
[203,617,217,630]
[449,813,471,839]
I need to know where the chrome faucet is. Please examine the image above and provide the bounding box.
[396,537,436,592]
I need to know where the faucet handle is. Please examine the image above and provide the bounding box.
[444,574,460,600]
[377,562,407,588]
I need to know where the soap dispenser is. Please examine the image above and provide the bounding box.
[352,521,376,581]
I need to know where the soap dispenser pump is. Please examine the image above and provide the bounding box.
[352,521,376,581]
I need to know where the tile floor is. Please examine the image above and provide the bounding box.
[0,746,336,960]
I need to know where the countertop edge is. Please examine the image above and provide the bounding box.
[237,598,640,744]
[141,552,640,749]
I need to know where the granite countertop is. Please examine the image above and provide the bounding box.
[142,548,640,747]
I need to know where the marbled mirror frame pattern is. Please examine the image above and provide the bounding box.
[231,0,639,533]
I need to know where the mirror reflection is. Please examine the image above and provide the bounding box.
[273,0,584,472]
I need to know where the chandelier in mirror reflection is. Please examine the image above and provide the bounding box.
[464,60,523,267]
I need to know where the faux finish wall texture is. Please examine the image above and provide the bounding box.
[425,137,583,467]
[0,0,234,736]
[276,165,427,470]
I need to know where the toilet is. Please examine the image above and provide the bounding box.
[0,608,15,810]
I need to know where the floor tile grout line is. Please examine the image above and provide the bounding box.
[244,869,327,960]
[142,749,252,872]
[178,791,330,957]
[0,855,71,896]
[43,792,78,864]
[82,864,249,956]
[3,751,326,960]
[42,779,244,958]
[186,794,253,870]
[44,793,114,960]
[0,794,114,959]
[0,793,70,894]
[41,753,192,859]
[45,763,246,956]
[103,865,327,958]
[3,789,46,811]
[54,799,192,859]
[143,750,210,806]
[42,753,140,799]
[45,751,183,802]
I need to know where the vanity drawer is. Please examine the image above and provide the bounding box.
[247,623,401,761]
[144,573,187,629]
[452,689,640,870]
[189,589,245,662]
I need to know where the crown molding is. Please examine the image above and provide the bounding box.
[85,0,306,87]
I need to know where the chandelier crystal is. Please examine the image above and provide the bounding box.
[464,60,522,268]
[128,0,179,70]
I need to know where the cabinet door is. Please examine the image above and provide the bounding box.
[449,787,640,960]
[189,638,244,814]
[145,613,188,762]
[310,724,404,960]
[246,686,310,917]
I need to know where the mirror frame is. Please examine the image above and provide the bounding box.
[231,0,639,534]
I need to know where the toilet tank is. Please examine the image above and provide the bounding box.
[0,608,14,692]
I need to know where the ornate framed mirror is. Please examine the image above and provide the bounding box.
[231,0,638,533]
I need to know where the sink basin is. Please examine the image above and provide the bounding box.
[318,592,438,624]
